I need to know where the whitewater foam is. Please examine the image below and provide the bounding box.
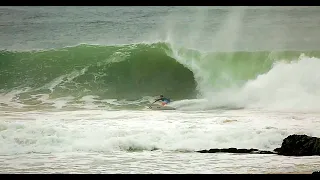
[193,54,320,111]
[1,109,320,156]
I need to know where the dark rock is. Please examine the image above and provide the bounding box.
[274,134,320,156]
[197,149,223,153]
[208,149,221,153]
[196,134,320,156]
[237,149,251,153]
[257,151,276,154]
[197,150,209,153]
[312,171,320,174]
[196,148,267,154]
[151,147,159,151]
[274,148,281,153]
[222,148,238,153]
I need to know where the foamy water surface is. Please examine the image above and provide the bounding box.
[1,108,320,173]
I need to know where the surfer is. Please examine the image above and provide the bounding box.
[153,95,171,106]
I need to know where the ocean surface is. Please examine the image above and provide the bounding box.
[1,6,320,174]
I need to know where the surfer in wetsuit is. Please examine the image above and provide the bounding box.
[153,95,171,106]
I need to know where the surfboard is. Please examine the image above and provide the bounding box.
[148,104,176,110]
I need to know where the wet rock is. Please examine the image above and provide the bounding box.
[273,148,281,152]
[196,134,320,156]
[274,134,320,156]
[234,149,252,153]
[151,147,159,151]
[196,148,276,154]
[255,150,276,154]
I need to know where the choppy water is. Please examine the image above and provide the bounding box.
[1,109,320,173]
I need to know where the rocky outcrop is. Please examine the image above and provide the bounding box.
[196,148,276,154]
[196,134,320,156]
[274,134,320,156]
[313,171,320,174]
